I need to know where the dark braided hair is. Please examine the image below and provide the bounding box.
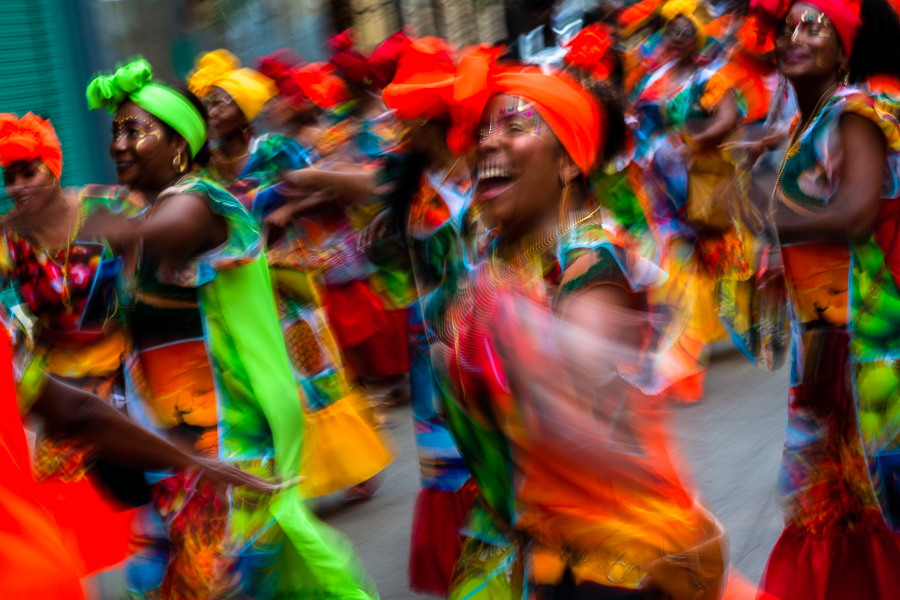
[848,0,900,83]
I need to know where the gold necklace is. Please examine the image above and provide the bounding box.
[769,82,840,222]
[439,201,602,399]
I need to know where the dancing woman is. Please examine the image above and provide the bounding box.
[431,53,727,599]
[84,58,377,600]
[746,0,900,596]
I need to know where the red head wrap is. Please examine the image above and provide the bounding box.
[737,15,776,55]
[295,63,353,110]
[451,47,604,174]
[330,29,372,84]
[0,113,63,178]
[564,24,616,79]
[751,0,861,55]
[331,29,414,89]
[257,49,309,111]
[382,37,457,120]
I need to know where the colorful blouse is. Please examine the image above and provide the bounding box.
[202,133,310,214]
[774,87,900,533]
[2,185,145,410]
[434,217,711,593]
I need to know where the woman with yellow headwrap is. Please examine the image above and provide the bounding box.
[187,49,309,212]
[190,49,395,503]
[630,0,751,402]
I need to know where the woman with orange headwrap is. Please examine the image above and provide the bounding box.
[426,51,729,599]
[0,112,147,575]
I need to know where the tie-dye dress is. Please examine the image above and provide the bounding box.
[121,176,377,600]
[762,86,900,600]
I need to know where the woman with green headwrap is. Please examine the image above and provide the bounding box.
[84,58,377,600]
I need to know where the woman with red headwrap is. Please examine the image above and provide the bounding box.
[745,0,900,595]
[427,52,729,599]
[257,49,353,160]
[377,37,480,595]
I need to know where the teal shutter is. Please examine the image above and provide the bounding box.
[0,0,105,209]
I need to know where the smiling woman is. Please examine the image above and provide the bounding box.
[747,0,900,596]
[428,52,729,600]
[82,57,378,600]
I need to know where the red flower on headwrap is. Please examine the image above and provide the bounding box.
[564,23,616,79]
[382,37,457,120]
[0,113,63,178]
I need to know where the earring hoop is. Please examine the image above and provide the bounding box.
[172,152,188,174]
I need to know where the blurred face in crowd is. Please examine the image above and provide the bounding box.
[204,86,249,141]
[3,159,59,220]
[665,15,699,61]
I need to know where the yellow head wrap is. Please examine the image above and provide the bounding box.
[188,49,277,122]
[660,0,707,49]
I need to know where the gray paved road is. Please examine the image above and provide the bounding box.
[94,343,789,599]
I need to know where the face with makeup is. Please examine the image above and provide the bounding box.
[204,86,249,141]
[3,159,60,220]
[775,3,844,81]
[475,95,577,236]
[665,16,699,61]
[110,101,188,193]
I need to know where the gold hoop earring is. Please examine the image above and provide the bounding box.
[172,152,188,174]
[559,179,573,231]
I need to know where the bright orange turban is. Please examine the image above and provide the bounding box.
[382,37,457,120]
[450,47,604,175]
[0,113,63,178]
[564,23,616,79]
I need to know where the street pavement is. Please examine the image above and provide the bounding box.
[93,342,790,599]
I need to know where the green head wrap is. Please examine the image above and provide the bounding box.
[86,58,207,158]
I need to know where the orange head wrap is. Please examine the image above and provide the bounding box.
[451,47,604,175]
[564,23,617,79]
[0,113,63,179]
[382,37,457,121]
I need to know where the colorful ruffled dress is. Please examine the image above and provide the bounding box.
[299,108,412,380]
[432,216,720,598]
[203,132,394,498]
[121,176,376,600]
[634,55,754,400]
[1,185,145,574]
[202,133,310,212]
[762,87,900,600]
[400,164,478,595]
